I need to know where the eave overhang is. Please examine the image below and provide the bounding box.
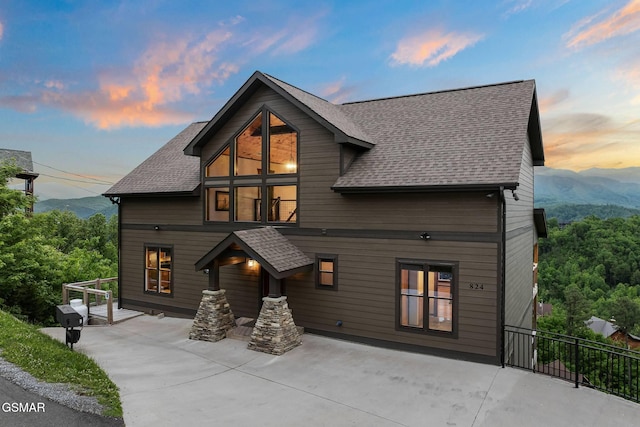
[528,89,545,167]
[195,227,313,280]
[331,182,520,194]
[184,71,373,157]
[534,208,548,238]
[102,186,200,199]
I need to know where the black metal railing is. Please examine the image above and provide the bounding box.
[505,325,640,403]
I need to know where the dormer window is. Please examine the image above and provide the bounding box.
[204,108,298,224]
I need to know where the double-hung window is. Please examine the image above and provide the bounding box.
[204,108,299,224]
[145,246,173,295]
[398,260,456,335]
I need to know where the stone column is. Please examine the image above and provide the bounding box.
[248,296,301,355]
[189,289,236,342]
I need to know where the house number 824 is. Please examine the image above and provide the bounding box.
[469,283,484,290]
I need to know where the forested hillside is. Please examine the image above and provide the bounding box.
[538,216,640,337]
[1,162,117,324]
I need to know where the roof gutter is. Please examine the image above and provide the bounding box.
[331,183,519,194]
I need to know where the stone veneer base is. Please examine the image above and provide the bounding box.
[189,289,236,342]
[248,296,301,355]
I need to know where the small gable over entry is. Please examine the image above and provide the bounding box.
[195,227,313,296]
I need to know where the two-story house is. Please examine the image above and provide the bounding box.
[104,71,546,364]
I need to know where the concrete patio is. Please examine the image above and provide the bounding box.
[42,315,640,427]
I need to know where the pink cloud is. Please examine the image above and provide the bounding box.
[390,29,484,67]
[318,77,357,104]
[1,29,239,129]
[538,89,570,113]
[503,0,533,17]
[542,113,640,170]
[243,14,322,55]
[565,0,640,49]
[0,21,4,40]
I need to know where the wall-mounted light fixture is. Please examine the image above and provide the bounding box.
[419,232,431,241]
[203,269,210,275]
[154,225,160,231]
[511,189,520,201]
[247,259,256,268]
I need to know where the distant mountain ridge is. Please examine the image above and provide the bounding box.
[35,196,117,219]
[535,167,640,209]
[32,167,640,220]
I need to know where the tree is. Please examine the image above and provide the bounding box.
[0,161,32,218]
[610,296,640,348]
[564,284,590,336]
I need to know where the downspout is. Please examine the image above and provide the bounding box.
[109,196,122,309]
[499,186,507,368]
[117,201,122,309]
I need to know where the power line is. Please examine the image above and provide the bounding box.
[32,160,115,185]
[7,151,115,185]
[37,172,113,186]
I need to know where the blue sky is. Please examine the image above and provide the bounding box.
[1,0,639,199]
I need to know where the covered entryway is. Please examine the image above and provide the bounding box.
[189,227,313,355]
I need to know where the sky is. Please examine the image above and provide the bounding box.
[1,0,640,200]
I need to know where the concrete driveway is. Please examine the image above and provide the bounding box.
[41,315,640,427]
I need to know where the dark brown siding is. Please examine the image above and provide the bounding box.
[504,137,535,330]
[287,236,498,357]
[116,85,511,361]
[121,196,201,225]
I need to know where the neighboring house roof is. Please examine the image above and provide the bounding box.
[104,122,207,196]
[195,227,313,279]
[0,149,38,179]
[585,316,617,338]
[107,71,545,196]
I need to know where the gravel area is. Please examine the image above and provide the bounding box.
[0,354,106,415]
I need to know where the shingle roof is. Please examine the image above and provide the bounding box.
[0,149,36,175]
[104,122,206,196]
[184,71,373,157]
[262,73,373,145]
[233,227,313,274]
[585,316,617,338]
[333,80,537,191]
[108,73,543,196]
[195,227,313,279]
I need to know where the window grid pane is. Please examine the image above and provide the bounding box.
[400,264,453,333]
[146,247,172,295]
[205,146,230,177]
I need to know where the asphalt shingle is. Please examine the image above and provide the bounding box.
[105,75,540,196]
[104,122,206,196]
[0,149,35,173]
[233,227,312,274]
[333,80,536,190]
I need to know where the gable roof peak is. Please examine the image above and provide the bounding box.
[184,71,374,156]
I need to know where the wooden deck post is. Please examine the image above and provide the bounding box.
[107,290,113,325]
[95,278,102,306]
[62,284,68,304]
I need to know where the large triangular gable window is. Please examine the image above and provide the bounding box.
[204,108,299,224]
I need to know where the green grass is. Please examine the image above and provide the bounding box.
[0,310,122,418]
